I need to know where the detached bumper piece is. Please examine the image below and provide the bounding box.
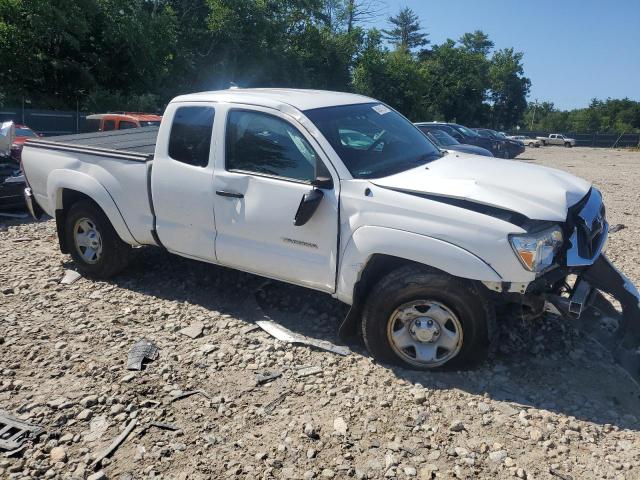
[550,255,640,380]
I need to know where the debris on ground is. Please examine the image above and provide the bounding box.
[60,269,82,285]
[178,321,204,339]
[0,411,44,451]
[263,389,291,414]
[254,370,282,386]
[91,419,137,467]
[170,389,211,403]
[256,319,350,356]
[138,422,179,438]
[126,339,159,370]
[609,223,626,233]
[296,365,323,378]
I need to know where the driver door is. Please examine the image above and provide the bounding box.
[212,106,339,292]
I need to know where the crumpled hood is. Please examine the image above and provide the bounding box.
[371,152,592,222]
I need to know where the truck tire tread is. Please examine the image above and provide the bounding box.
[361,265,495,370]
[64,200,131,278]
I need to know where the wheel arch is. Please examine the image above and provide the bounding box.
[47,170,138,252]
[336,226,501,338]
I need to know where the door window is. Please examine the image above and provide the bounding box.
[225,110,317,183]
[103,120,116,131]
[168,106,215,167]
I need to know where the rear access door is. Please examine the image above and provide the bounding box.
[151,103,218,261]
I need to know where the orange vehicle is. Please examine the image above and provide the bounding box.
[83,112,162,132]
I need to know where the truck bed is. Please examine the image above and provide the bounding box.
[25,127,158,162]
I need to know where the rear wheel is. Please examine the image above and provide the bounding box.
[528,142,534,147]
[64,201,131,278]
[361,266,494,370]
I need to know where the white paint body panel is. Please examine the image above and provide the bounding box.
[22,88,599,307]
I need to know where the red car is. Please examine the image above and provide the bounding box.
[10,125,39,163]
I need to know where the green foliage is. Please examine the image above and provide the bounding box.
[382,7,428,51]
[0,1,533,129]
[524,98,640,133]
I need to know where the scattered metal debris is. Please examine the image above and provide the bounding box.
[127,339,159,370]
[296,366,323,378]
[60,269,81,285]
[609,223,626,234]
[179,321,204,339]
[91,418,137,467]
[254,370,282,386]
[256,320,350,356]
[138,421,179,438]
[263,389,290,414]
[549,467,573,480]
[0,411,44,451]
[170,389,211,402]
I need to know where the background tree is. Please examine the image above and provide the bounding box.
[487,48,530,129]
[458,30,494,56]
[382,7,428,51]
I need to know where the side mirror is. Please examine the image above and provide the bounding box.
[294,189,324,226]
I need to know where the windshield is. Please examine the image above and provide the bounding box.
[305,103,442,179]
[16,128,37,137]
[453,124,480,138]
[423,128,459,146]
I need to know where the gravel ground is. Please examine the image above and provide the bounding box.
[1,146,640,480]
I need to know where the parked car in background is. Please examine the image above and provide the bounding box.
[537,134,576,147]
[419,122,497,155]
[10,124,40,163]
[415,123,494,157]
[82,112,162,132]
[1,121,15,159]
[509,135,541,148]
[474,128,525,159]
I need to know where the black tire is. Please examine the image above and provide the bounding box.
[528,142,534,147]
[64,200,131,278]
[502,148,511,159]
[564,142,572,148]
[361,265,495,370]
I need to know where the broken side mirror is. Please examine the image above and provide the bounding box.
[294,188,324,226]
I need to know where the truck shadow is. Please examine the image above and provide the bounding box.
[107,246,640,432]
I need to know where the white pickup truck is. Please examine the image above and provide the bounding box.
[537,133,577,147]
[21,89,639,375]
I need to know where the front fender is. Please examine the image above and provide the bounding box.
[47,169,138,245]
[336,226,502,304]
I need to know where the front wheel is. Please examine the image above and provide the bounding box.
[528,142,534,147]
[361,266,494,370]
[564,142,572,148]
[64,200,131,278]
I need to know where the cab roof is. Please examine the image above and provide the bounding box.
[86,113,162,121]
[171,88,375,112]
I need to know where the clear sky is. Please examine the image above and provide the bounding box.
[373,0,640,110]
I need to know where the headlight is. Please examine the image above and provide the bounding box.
[510,225,563,272]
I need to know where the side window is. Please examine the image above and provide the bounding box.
[103,120,116,131]
[226,110,317,182]
[119,121,138,130]
[168,106,215,167]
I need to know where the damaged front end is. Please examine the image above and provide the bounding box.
[533,187,640,380]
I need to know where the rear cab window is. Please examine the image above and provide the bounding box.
[168,106,215,167]
[103,120,116,131]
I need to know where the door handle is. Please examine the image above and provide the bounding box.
[216,190,244,199]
